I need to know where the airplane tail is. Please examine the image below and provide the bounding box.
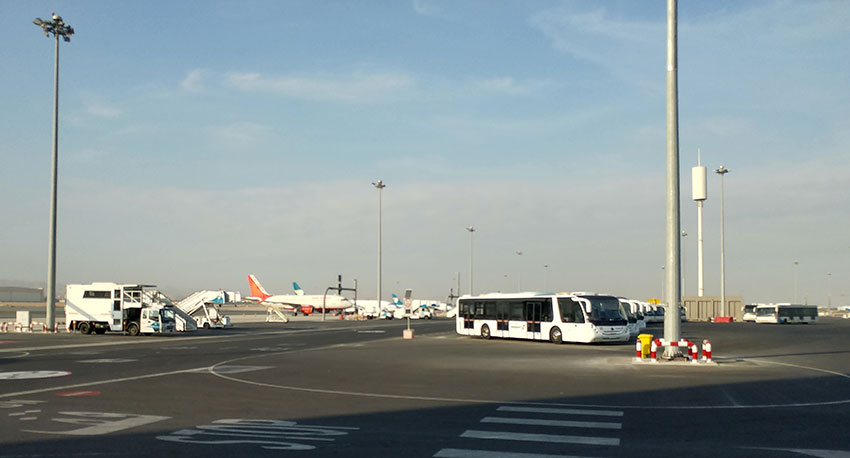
[293,282,305,296]
[392,294,402,306]
[247,274,271,301]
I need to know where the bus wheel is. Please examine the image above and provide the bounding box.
[127,323,140,336]
[550,327,563,344]
[78,322,91,335]
[480,324,491,339]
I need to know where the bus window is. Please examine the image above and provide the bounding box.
[509,301,524,321]
[540,299,553,322]
[559,298,585,323]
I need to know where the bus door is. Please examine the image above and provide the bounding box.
[496,302,510,338]
[525,301,542,340]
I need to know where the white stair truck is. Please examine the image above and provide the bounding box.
[65,283,176,336]
[176,290,232,329]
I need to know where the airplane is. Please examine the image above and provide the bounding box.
[246,275,353,315]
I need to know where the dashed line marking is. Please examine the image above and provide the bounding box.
[481,416,622,430]
[461,430,620,446]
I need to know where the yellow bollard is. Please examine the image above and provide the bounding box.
[638,333,654,358]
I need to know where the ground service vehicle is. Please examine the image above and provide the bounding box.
[742,304,758,322]
[456,293,629,344]
[755,304,818,324]
[65,283,176,335]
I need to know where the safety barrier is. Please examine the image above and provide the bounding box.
[701,339,712,363]
[0,321,64,333]
[650,338,699,363]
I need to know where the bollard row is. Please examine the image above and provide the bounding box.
[634,338,713,364]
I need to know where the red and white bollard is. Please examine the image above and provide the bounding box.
[635,339,643,360]
[702,339,712,363]
[650,338,659,362]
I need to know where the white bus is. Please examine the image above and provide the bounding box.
[742,304,759,322]
[456,293,629,344]
[755,304,818,324]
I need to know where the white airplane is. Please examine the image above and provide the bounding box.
[246,274,353,315]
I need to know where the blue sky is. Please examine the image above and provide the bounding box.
[1,1,848,306]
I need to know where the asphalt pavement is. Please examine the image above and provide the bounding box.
[2,316,850,457]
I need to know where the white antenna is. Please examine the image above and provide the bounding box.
[692,149,707,297]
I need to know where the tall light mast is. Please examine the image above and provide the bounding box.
[663,0,682,355]
[692,150,707,296]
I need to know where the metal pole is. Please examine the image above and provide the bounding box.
[716,166,729,316]
[543,264,549,291]
[681,231,688,297]
[34,13,74,332]
[45,29,61,331]
[466,227,475,296]
[697,201,704,296]
[663,0,682,354]
[373,181,385,315]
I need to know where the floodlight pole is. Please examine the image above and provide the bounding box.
[372,180,386,316]
[466,227,475,296]
[34,13,74,332]
[663,0,682,357]
[715,165,729,316]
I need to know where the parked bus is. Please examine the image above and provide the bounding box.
[755,304,817,324]
[742,304,759,322]
[456,293,629,344]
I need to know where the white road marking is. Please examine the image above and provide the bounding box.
[0,400,44,409]
[0,351,30,359]
[461,430,619,446]
[23,412,170,436]
[186,365,271,375]
[157,419,359,451]
[0,371,71,380]
[435,448,594,458]
[497,406,623,417]
[0,367,204,399]
[78,358,136,363]
[481,416,621,430]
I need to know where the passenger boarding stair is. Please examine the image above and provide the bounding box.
[266,306,290,323]
[176,290,232,330]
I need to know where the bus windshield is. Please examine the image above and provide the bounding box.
[581,296,627,325]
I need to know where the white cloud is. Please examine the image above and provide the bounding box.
[412,0,438,17]
[180,69,206,93]
[224,71,415,102]
[85,101,121,118]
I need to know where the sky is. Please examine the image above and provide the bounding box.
[1,1,848,306]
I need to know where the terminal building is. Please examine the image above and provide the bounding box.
[0,286,45,303]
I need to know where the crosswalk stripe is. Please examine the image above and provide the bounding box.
[481,416,622,430]
[434,447,596,458]
[461,430,620,446]
[497,406,624,417]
